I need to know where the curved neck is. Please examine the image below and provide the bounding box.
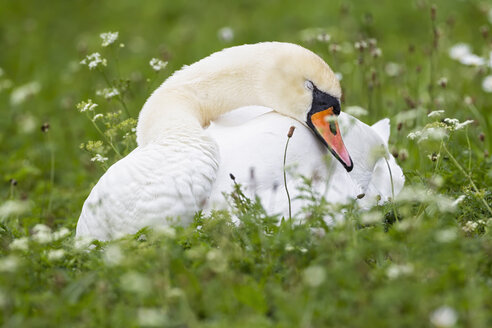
[136,54,272,146]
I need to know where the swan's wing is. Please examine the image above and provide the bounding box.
[371,118,391,143]
[77,139,219,241]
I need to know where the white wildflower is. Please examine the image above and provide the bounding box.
[482,75,492,93]
[93,113,103,120]
[435,228,457,243]
[103,244,124,266]
[334,72,343,81]
[121,271,151,295]
[96,87,120,99]
[10,237,29,251]
[285,244,294,251]
[91,154,108,163]
[76,99,98,112]
[437,77,448,87]
[448,43,471,60]
[303,265,326,287]
[354,40,368,50]
[74,235,94,250]
[80,52,107,70]
[462,220,478,233]
[407,131,422,140]
[428,110,445,118]
[100,31,118,47]
[32,224,52,244]
[345,105,368,117]
[218,26,234,42]
[444,118,474,131]
[10,81,41,106]
[430,306,457,327]
[149,58,168,72]
[0,256,19,272]
[52,227,70,241]
[386,263,413,279]
[316,32,331,42]
[0,200,31,219]
[138,308,167,327]
[385,62,401,77]
[371,47,382,58]
[47,249,65,261]
[459,53,485,66]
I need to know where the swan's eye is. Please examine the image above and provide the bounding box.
[304,80,314,91]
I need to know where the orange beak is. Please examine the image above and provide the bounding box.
[310,107,353,171]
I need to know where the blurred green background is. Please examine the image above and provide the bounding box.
[1,1,492,326]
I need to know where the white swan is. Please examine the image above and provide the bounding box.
[205,106,404,218]
[76,42,404,240]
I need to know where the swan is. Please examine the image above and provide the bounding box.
[76,42,403,240]
[205,106,404,218]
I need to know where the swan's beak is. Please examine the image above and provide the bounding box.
[310,107,353,172]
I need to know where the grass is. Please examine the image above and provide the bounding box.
[1,0,491,326]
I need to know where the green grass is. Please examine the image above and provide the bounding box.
[1,0,491,326]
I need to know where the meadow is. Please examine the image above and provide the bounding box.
[1,0,491,326]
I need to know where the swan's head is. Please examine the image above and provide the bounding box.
[256,42,353,171]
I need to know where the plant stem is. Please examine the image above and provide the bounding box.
[384,157,399,221]
[283,128,295,221]
[87,114,122,158]
[442,143,492,215]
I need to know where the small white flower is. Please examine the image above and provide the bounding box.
[285,244,294,251]
[80,52,107,70]
[448,43,471,60]
[10,81,41,106]
[47,249,65,261]
[96,87,120,99]
[430,306,457,327]
[0,200,31,218]
[437,77,448,86]
[0,256,19,272]
[149,58,168,72]
[303,265,326,287]
[444,118,474,131]
[91,154,109,163]
[462,220,478,233]
[218,27,234,42]
[407,131,422,140]
[32,224,52,244]
[482,75,492,93]
[316,32,331,42]
[371,48,382,58]
[428,110,445,118]
[74,235,94,250]
[10,237,29,251]
[345,105,368,117]
[100,32,119,47]
[52,227,70,241]
[459,53,485,66]
[334,72,343,81]
[103,244,123,266]
[385,62,401,77]
[93,113,103,120]
[76,99,98,112]
[386,263,413,279]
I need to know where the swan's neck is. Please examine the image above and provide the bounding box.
[136,58,269,146]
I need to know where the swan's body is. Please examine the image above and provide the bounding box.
[205,106,403,217]
[76,42,404,240]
